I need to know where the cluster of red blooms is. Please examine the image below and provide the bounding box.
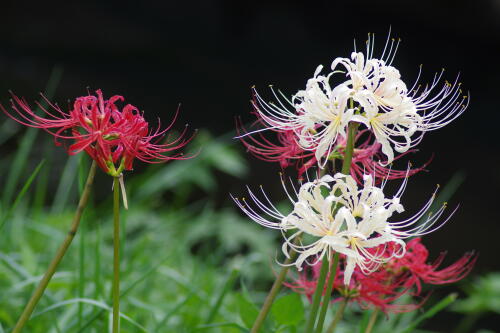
[1,90,194,176]
[285,238,476,313]
[237,109,430,184]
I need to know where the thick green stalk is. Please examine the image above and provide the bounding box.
[364,309,379,333]
[304,256,330,332]
[250,251,298,333]
[12,161,97,333]
[341,122,359,175]
[314,253,340,333]
[112,176,121,333]
[325,298,347,333]
[308,121,358,332]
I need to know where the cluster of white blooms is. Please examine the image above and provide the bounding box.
[249,33,468,165]
[235,32,464,286]
[233,173,451,285]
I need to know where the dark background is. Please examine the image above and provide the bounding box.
[0,0,499,329]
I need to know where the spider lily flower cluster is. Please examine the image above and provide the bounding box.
[2,89,194,176]
[234,173,451,285]
[233,31,474,327]
[239,34,468,170]
[286,238,476,313]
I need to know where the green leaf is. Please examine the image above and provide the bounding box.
[0,159,45,230]
[32,298,148,332]
[236,293,259,329]
[271,293,305,326]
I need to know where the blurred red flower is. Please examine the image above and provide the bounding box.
[286,238,476,313]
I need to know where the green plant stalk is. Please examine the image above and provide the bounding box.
[12,161,97,333]
[78,218,86,330]
[314,253,340,333]
[112,176,121,333]
[341,122,359,175]
[307,121,358,332]
[76,255,173,333]
[326,298,347,333]
[250,250,298,333]
[305,256,331,332]
[364,309,379,333]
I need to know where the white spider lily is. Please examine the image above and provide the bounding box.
[292,67,354,166]
[331,33,468,162]
[244,65,356,168]
[233,172,453,285]
[238,31,467,169]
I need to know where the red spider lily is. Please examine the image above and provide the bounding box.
[236,117,317,177]
[237,103,430,181]
[391,238,477,294]
[286,239,475,313]
[2,90,195,175]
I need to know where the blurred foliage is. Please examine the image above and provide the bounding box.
[454,273,500,314]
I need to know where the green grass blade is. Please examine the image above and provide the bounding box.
[31,298,148,332]
[401,293,457,333]
[154,291,196,332]
[75,254,172,332]
[0,159,45,230]
[2,66,63,206]
[194,322,248,332]
[33,146,52,217]
[51,154,80,214]
[205,268,240,324]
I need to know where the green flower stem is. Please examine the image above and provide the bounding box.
[314,253,340,333]
[326,298,347,333]
[250,250,298,333]
[12,161,97,333]
[341,122,359,175]
[112,176,121,333]
[364,309,379,333]
[304,256,331,332]
[307,121,359,332]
